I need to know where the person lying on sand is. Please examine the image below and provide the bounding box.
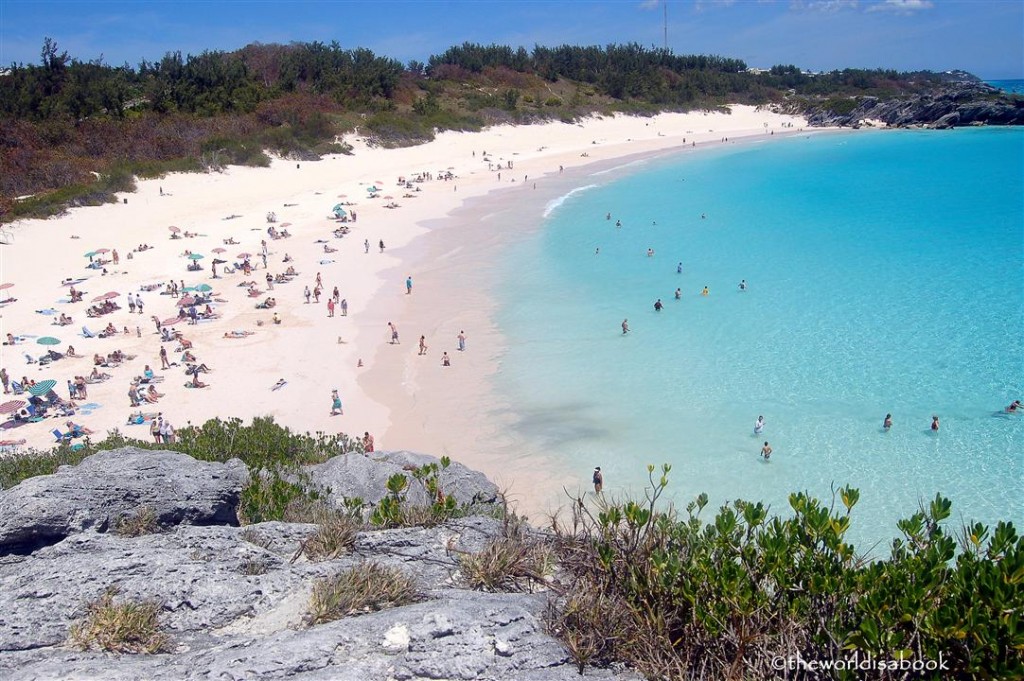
[223,330,254,338]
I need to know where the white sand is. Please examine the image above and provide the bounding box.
[0,106,809,506]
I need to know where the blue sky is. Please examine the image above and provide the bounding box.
[1,0,1021,78]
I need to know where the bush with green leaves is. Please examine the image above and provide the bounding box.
[369,456,460,528]
[550,464,1023,679]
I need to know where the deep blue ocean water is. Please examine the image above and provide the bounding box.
[986,79,1024,94]
[493,128,1023,549]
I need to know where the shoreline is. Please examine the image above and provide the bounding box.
[1,107,815,512]
[357,127,833,518]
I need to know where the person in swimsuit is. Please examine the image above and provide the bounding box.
[883,413,893,430]
[330,389,343,415]
[621,319,629,334]
[761,442,772,460]
[754,416,765,435]
[931,416,940,431]
[654,299,663,311]
[592,467,603,493]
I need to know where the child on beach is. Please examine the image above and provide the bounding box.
[330,389,343,416]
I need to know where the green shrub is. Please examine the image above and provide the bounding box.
[69,587,171,654]
[549,465,1024,679]
[238,467,323,525]
[306,562,420,625]
[369,457,460,528]
[301,506,363,561]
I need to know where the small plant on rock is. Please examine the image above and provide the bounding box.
[306,562,420,625]
[69,587,171,654]
[301,505,363,561]
[114,506,159,537]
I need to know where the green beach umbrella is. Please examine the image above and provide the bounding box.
[84,251,98,258]
[28,379,58,396]
[195,283,213,292]
[188,253,205,260]
[182,286,197,292]
[36,336,61,346]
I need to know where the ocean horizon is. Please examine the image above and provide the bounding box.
[483,127,1023,550]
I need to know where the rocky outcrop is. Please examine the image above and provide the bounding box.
[306,449,500,507]
[0,448,247,556]
[803,82,1024,129]
[0,449,634,680]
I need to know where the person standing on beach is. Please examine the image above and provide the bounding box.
[418,335,428,355]
[327,299,335,317]
[363,431,374,453]
[441,352,450,366]
[304,286,311,304]
[112,249,119,265]
[0,367,9,394]
[388,322,399,344]
[136,295,144,314]
[379,239,385,253]
[761,442,772,460]
[364,239,370,254]
[330,389,343,416]
[592,467,603,494]
[341,299,348,316]
[622,319,629,335]
[128,296,137,314]
[406,276,413,295]
[160,346,170,370]
[457,331,466,351]
[332,287,339,304]
[266,273,274,290]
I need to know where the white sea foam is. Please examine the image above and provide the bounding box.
[589,159,649,177]
[543,184,598,218]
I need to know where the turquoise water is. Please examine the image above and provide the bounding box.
[494,128,1023,549]
[986,79,1024,95]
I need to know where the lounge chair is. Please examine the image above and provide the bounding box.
[82,326,96,338]
[51,428,72,443]
[24,353,37,364]
[10,381,24,395]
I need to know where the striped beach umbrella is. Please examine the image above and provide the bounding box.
[0,399,26,415]
[36,336,61,346]
[28,379,58,396]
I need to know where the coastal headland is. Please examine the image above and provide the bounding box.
[0,106,809,512]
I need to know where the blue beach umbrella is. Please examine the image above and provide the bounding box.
[36,336,61,346]
[28,379,58,396]
[194,283,213,293]
[188,253,205,260]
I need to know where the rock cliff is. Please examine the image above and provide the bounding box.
[0,448,635,681]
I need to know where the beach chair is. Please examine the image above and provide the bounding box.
[82,326,96,338]
[10,381,24,395]
[24,353,37,364]
[51,428,72,443]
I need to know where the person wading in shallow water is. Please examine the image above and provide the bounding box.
[592,467,604,494]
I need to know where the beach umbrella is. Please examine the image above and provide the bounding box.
[161,315,183,326]
[337,194,347,198]
[168,226,181,233]
[195,283,213,292]
[28,379,57,396]
[0,399,26,415]
[91,292,119,302]
[237,252,251,259]
[212,258,226,265]
[211,247,226,254]
[188,253,204,260]
[95,248,110,254]
[280,222,292,228]
[36,336,61,346]
[178,295,196,307]
[366,186,379,192]
[383,195,394,200]
[0,283,15,290]
[84,251,98,258]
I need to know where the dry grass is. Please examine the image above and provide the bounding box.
[306,562,420,625]
[69,587,171,654]
[459,536,554,592]
[114,506,159,537]
[239,557,272,575]
[240,527,274,550]
[302,508,363,562]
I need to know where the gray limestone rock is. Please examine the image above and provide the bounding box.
[0,448,247,556]
[306,449,500,508]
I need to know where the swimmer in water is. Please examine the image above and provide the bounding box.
[739,279,747,291]
[621,319,629,334]
[883,413,893,430]
[1005,400,1022,414]
[701,286,709,296]
[931,415,940,431]
[615,220,622,227]
[654,299,663,311]
[761,441,772,460]
[647,248,655,257]
[674,288,681,299]
[754,416,765,435]
[677,262,683,274]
